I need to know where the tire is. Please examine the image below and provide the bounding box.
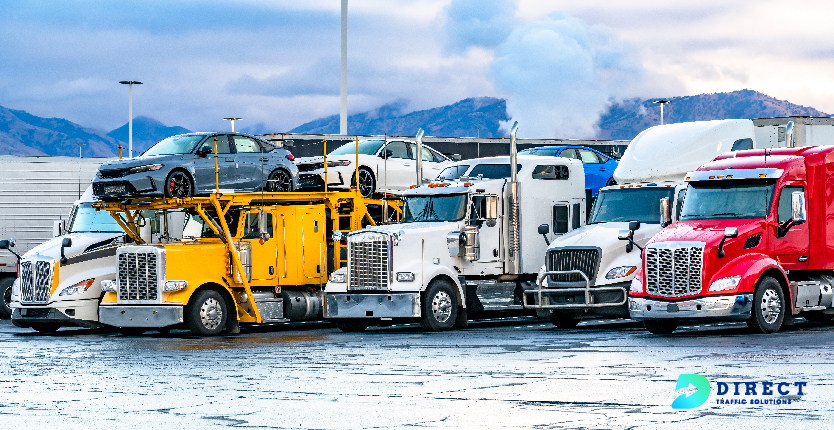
[266,169,293,192]
[165,170,194,198]
[605,176,617,187]
[117,328,147,336]
[185,289,228,336]
[803,312,834,322]
[420,279,458,331]
[643,321,678,335]
[351,168,376,198]
[0,277,13,319]
[747,276,785,334]
[31,323,61,334]
[333,319,369,333]
[550,314,582,328]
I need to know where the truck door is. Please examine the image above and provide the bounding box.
[775,185,809,271]
[243,210,278,281]
[300,207,326,280]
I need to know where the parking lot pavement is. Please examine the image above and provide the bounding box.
[1,317,832,429]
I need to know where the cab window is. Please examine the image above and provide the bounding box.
[532,165,569,180]
[243,212,273,239]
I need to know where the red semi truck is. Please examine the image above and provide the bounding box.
[628,146,834,334]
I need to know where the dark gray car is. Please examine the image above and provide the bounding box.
[92,132,298,199]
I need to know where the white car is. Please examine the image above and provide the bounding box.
[435,156,526,182]
[295,139,452,197]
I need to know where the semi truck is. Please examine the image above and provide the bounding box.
[629,145,834,334]
[95,191,400,335]
[0,156,114,319]
[323,125,587,332]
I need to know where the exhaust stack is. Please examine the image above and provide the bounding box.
[509,121,520,271]
[415,128,425,186]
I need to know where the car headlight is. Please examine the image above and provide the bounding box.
[396,272,415,282]
[709,275,741,292]
[605,266,637,279]
[163,280,188,292]
[101,280,118,293]
[126,164,163,175]
[329,267,347,283]
[327,160,351,167]
[629,278,643,293]
[59,279,95,296]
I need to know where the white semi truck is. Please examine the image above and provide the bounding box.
[523,117,834,327]
[323,127,587,331]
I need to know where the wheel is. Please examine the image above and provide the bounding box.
[747,276,785,334]
[117,328,147,336]
[165,170,193,198]
[266,169,293,192]
[185,289,228,336]
[0,277,13,319]
[351,168,376,198]
[803,312,834,322]
[31,323,61,333]
[550,314,582,328]
[643,321,678,335]
[605,176,617,187]
[333,319,369,332]
[420,279,458,331]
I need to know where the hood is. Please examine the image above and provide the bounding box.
[99,155,176,171]
[24,233,122,261]
[550,222,663,251]
[361,221,460,236]
[649,219,761,248]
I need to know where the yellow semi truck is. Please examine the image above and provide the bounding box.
[95,191,399,335]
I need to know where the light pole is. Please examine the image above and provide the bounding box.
[653,99,670,125]
[223,117,242,132]
[340,0,348,135]
[119,81,142,157]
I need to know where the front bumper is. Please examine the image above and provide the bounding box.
[12,300,102,329]
[523,271,628,310]
[628,294,753,322]
[99,305,184,328]
[325,292,421,319]
[92,176,158,198]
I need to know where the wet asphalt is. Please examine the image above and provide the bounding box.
[0,317,832,429]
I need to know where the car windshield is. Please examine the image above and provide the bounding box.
[588,187,676,224]
[519,148,561,156]
[330,140,385,156]
[680,180,776,220]
[402,194,468,223]
[437,164,470,181]
[143,135,205,156]
[68,203,124,233]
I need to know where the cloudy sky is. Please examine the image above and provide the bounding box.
[2,0,833,138]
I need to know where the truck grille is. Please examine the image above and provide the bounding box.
[348,231,391,290]
[19,260,54,304]
[645,245,703,297]
[118,252,159,301]
[546,248,600,283]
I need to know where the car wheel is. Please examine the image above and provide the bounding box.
[186,289,228,336]
[643,321,678,335]
[420,279,458,331]
[165,170,193,198]
[0,277,13,319]
[351,168,376,198]
[747,276,785,334]
[267,169,293,192]
[333,319,370,332]
[31,323,61,334]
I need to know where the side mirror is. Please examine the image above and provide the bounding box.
[332,230,344,242]
[659,197,672,227]
[791,191,806,224]
[198,146,212,157]
[628,220,640,232]
[380,149,393,159]
[60,237,73,264]
[537,223,550,246]
[717,227,738,258]
[258,212,270,242]
[618,222,642,253]
[484,195,498,225]
[446,231,463,257]
[617,230,633,241]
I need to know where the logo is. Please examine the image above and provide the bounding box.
[672,374,711,409]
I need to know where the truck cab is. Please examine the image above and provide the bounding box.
[324,155,586,332]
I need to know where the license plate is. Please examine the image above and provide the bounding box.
[104,184,126,194]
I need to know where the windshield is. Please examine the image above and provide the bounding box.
[402,194,468,223]
[330,140,384,156]
[143,135,205,156]
[437,164,470,181]
[588,187,676,224]
[68,203,124,233]
[680,180,776,220]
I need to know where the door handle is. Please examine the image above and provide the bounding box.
[224,158,235,162]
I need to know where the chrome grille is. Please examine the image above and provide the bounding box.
[20,260,53,304]
[546,248,600,283]
[348,231,390,290]
[118,252,159,301]
[645,245,703,297]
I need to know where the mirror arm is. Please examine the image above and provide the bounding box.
[717,236,730,258]
[625,237,642,253]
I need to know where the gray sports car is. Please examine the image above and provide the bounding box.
[92,132,298,199]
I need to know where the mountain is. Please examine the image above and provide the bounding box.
[291,97,510,138]
[107,116,191,155]
[0,105,118,157]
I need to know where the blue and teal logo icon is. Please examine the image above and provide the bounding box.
[672,374,711,409]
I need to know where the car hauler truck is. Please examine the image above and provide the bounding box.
[323,126,587,332]
[95,191,400,335]
[629,146,834,334]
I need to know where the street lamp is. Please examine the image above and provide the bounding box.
[653,99,670,125]
[223,117,242,132]
[119,81,142,157]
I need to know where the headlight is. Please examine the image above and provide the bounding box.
[630,278,643,293]
[327,160,351,167]
[59,278,95,296]
[126,164,163,175]
[329,267,347,283]
[163,280,188,292]
[396,272,415,282]
[100,280,118,293]
[709,275,741,292]
[605,266,637,279]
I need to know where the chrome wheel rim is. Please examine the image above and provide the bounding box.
[761,289,782,324]
[168,173,191,197]
[268,170,291,192]
[200,297,223,330]
[358,170,374,197]
[431,291,453,323]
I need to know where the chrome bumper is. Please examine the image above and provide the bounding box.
[628,294,753,321]
[325,292,420,319]
[99,305,184,328]
[522,270,627,309]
